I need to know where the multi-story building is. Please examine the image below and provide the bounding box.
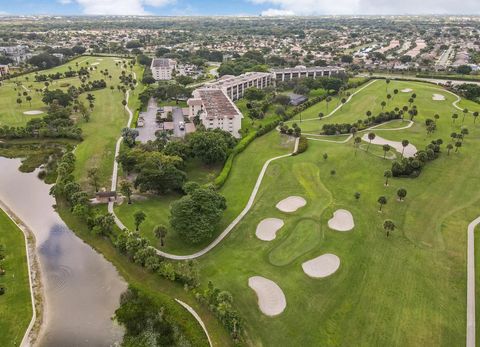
[187,88,243,138]
[0,64,9,77]
[150,58,176,80]
[271,65,345,82]
[204,72,272,101]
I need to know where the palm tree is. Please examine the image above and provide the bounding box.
[133,210,146,231]
[385,78,390,92]
[366,110,372,118]
[354,192,361,200]
[473,111,479,124]
[397,188,407,201]
[434,114,440,124]
[383,219,396,237]
[401,139,409,158]
[452,113,458,124]
[446,143,454,155]
[393,89,399,99]
[381,101,387,110]
[462,108,468,123]
[387,94,392,103]
[87,167,99,192]
[455,141,462,152]
[318,112,324,119]
[382,144,391,159]
[326,96,332,112]
[120,181,133,204]
[153,225,168,247]
[354,136,362,156]
[367,132,376,152]
[461,127,469,141]
[384,169,392,186]
[378,196,387,212]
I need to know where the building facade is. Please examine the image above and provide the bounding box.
[204,72,272,101]
[0,64,9,77]
[272,66,345,82]
[150,58,177,80]
[187,88,243,138]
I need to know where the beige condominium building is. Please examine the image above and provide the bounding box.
[204,71,273,101]
[187,88,243,138]
[150,58,177,80]
[271,65,345,82]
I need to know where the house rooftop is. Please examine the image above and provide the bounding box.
[195,89,241,120]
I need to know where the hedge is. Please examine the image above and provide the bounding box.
[295,136,308,154]
[213,77,373,188]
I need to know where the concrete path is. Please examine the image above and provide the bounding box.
[467,216,480,347]
[286,79,378,124]
[175,299,213,347]
[107,70,136,227]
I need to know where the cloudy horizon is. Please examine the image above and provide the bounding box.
[1,0,479,17]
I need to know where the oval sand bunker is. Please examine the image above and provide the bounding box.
[328,209,354,231]
[276,196,306,213]
[23,110,44,115]
[256,218,284,241]
[302,253,340,278]
[432,93,445,101]
[248,276,286,316]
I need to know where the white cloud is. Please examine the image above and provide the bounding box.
[261,8,294,16]
[250,0,480,15]
[67,0,175,15]
[58,0,72,4]
[0,11,8,16]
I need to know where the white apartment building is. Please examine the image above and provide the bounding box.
[272,66,345,82]
[150,58,177,80]
[204,72,272,101]
[0,64,9,77]
[187,88,243,138]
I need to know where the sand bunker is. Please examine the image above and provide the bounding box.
[256,218,284,241]
[248,276,286,316]
[401,88,413,93]
[23,110,44,115]
[328,209,355,232]
[432,93,445,101]
[302,253,340,278]
[276,196,306,213]
[362,134,417,158]
[91,62,100,66]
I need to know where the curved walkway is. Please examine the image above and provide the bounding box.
[285,79,378,124]
[467,216,480,347]
[175,299,213,347]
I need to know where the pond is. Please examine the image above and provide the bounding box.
[0,157,127,346]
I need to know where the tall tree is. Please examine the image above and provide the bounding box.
[401,140,409,158]
[378,196,387,212]
[367,132,376,152]
[383,219,396,237]
[382,144,391,159]
[87,167,100,192]
[397,188,407,201]
[153,225,168,247]
[384,169,392,186]
[120,181,133,204]
[133,210,147,231]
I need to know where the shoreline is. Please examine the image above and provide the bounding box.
[0,199,44,347]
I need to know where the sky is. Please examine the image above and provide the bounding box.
[1,0,479,16]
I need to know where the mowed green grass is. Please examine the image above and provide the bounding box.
[0,209,32,347]
[292,79,477,135]
[0,56,144,188]
[115,131,295,254]
[195,80,480,345]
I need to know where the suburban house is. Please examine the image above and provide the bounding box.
[187,88,243,138]
[150,58,177,80]
[204,72,272,101]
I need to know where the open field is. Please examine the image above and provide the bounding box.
[0,208,32,347]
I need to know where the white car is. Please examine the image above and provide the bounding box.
[179,121,185,131]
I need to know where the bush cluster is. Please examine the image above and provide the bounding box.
[391,139,443,177]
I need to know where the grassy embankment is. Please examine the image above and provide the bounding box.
[0,208,32,347]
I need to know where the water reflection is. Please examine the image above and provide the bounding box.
[0,157,126,346]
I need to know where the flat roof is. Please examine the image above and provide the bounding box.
[151,58,175,68]
[196,89,241,119]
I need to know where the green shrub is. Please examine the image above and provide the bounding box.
[296,136,308,154]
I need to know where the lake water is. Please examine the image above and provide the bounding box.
[0,157,127,346]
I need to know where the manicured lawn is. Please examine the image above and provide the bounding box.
[0,208,32,347]
[0,56,144,189]
[193,80,480,345]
